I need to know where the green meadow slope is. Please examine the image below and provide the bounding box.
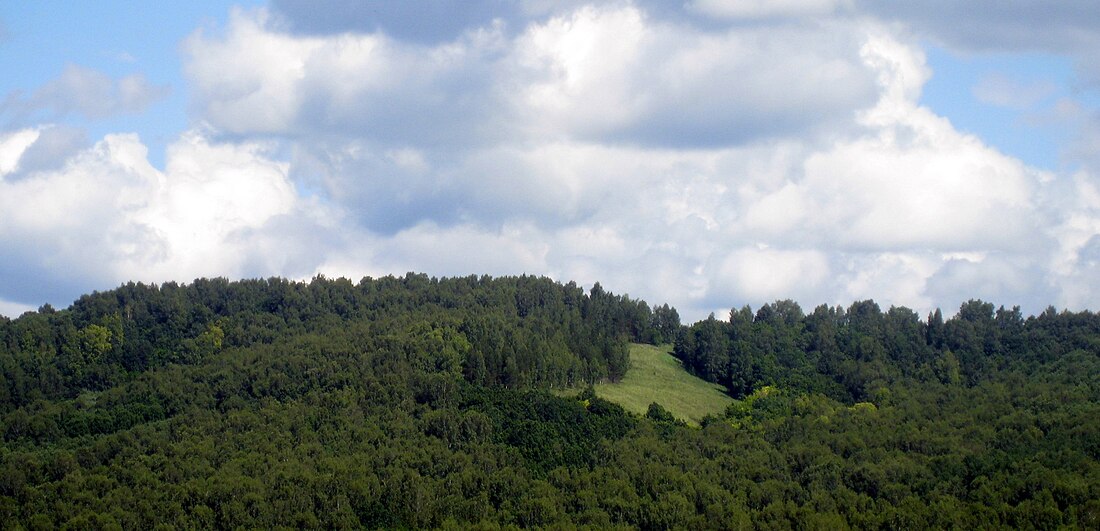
[589,343,734,425]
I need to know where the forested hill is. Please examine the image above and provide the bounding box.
[674,299,1100,402]
[0,274,678,409]
[1,275,1098,529]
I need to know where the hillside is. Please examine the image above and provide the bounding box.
[1,276,1098,529]
[576,343,734,426]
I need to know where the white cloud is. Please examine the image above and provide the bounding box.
[837,252,939,310]
[180,9,1085,319]
[185,6,877,148]
[10,64,170,120]
[511,5,648,138]
[788,35,1046,253]
[689,0,849,19]
[14,125,87,175]
[742,183,808,236]
[130,131,301,279]
[924,253,1043,309]
[714,247,830,302]
[1046,171,1100,310]
[510,5,876,145]
[184,8,506,144]
[0,130,323,306]
[4,3,1098,322]
[800,121,1041,251]
[0,128,40,176]
[184,9,324,134]
[0,125,89,179]
[857,1,1100,97]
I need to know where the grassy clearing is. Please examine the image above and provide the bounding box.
[563,343,735,426]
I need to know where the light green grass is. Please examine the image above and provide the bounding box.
[565,343,735,426]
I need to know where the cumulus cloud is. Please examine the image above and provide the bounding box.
[1045,170,1100,310]
[799,114,1042,252]
[727,33,1056,311]
[2,65,170,122]
[0,129,325,309]
[168,4,1100,320]
[924,253,1044,309]
[5,125,88,177]
[510,6,876,146]
[858,1,1100,92]
[185,8,508,147]
[689,0,850,19]
[859,1,1100,186]
[183,5,877,235]
[713,246,830,302]
[185,6,877,148]
[0,129,40,176]
[4,2,1098,322]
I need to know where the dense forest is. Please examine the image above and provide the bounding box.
[1,274,1098,529]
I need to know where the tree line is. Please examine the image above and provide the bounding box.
[674,299,1100,402]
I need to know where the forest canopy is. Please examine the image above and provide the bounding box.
[1,275,1097,529]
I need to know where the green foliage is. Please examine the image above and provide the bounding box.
[675,298,1100,405]
[644,402,685,428]
[0,278,1098,528]
[0,274,665,413]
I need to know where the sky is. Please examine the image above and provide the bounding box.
[2,0,1100,323]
